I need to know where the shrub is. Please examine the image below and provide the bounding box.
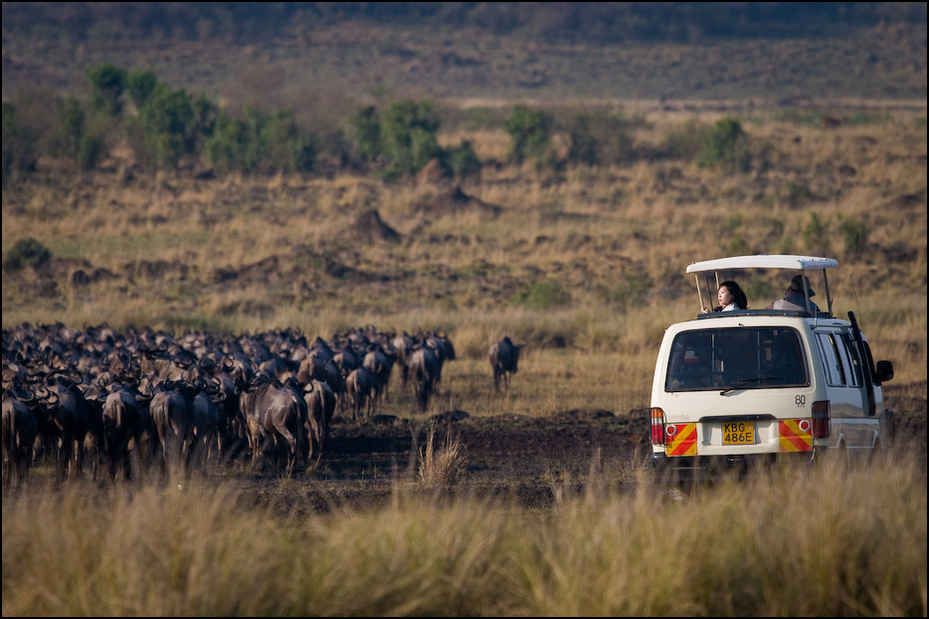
[205,106,313,175]
[445,140,481,181]
[504,105,553,165]
[3,237,51,272]
[661,118,706,160]
[77,135,104,170]
[347,105,381,163]
[839,216,869,257]
[2,102,40,182]
[696,117,751,172]
[513,280,571,310]
[125,68,159,109]
[567,111,636,166]
[803,212,832,255]
[85,62,126,116]
[610,271,652,313]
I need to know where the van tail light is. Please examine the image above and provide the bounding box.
[650,407,666,445]
[812,400,830,438]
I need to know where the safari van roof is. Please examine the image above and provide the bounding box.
[686,255,838,274]
[687,254,837,317]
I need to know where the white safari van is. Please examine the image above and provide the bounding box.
[649,255,895,481]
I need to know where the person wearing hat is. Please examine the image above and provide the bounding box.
[766,274,821,313]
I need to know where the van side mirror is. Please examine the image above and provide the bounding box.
[875,360,894,383]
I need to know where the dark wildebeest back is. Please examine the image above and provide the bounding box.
[408,346,440,411]
[303,379,336,466]
[239,378,308,476]
[489,336,525,394]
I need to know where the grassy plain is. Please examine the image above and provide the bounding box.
[3,104,927,390]
[2,63,927,619]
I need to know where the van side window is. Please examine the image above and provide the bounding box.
[839,333,863,387]
[815,332,847,386]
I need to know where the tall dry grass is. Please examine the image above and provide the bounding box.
[3,454,925,616]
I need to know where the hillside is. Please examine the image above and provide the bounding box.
[3,3,927,107]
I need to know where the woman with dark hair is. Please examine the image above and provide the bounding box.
[703,280,747,313]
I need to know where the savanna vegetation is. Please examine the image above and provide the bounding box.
[2,456,927,616]
[3,4,927,616]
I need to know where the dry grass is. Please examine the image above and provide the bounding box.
[3,454,925,616]
[416,422,466,486]
[2,106,927,390]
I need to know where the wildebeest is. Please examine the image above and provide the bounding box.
[344,367,381,420]
[362,343,396,403]
[391,331,416,388]
[2,381,39,488]
[424,331,456,395]
[39,371,103,481]
[148,380,199,478]
[238,376,308,476]
[407,345,440,411]
[489,336,527,394]
[100,378,151,481]
[303,378,336,466]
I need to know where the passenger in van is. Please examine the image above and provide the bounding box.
[702,280,748,313]
[766,274,821,313]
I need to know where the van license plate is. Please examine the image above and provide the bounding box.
[723,422,755,445]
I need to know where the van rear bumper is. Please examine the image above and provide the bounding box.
[650,450,818,482]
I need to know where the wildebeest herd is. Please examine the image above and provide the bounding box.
[1,322,478,488]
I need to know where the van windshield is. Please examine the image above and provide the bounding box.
[665,327,808,392]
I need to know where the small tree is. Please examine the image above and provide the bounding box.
[839,216,869,258]
[696,117,751,172]
[56,97,85,161]
[378,99,443,181]
[126,68,159,109]
[3,237,51,273]
[1,102,39,183]
[259,109,315,174]
[504,105,552,165]
[445,140,481,181]
[803,212,832,255]
[205,113,255,174]
[86,62,127,116]
[347,105,381,163]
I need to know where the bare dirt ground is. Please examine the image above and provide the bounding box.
[235,382,926,513]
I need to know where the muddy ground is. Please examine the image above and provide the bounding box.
[233,382,926,513]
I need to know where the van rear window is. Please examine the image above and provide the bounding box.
[666,327,808,392]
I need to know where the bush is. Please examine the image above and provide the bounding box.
[2,102,40,182]
[77,135,104,170]
[567,111,636,166]
[610,271,652,313]
[379,99,443,181]
[445,140,481,180]
[85,62,126,116]
[696,117,751,172]
[3,237,51,272]
[661,118,706,160]
[126,68,159,109]
[803,212,832,255]
[347,105,381,163]
[513,280,571,310]
[504,105,553,165]
[205,106,313,175]
[839,216,869,257]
